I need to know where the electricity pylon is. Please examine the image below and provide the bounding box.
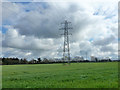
[59,20,72,64]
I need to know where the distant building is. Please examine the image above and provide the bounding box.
[101,57,111,62]
[31,60,37,64]
[53,58,62,62]
[48,58,54,62]
[73,56,84,61]
[91,56,98,62]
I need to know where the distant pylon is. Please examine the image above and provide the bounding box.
[59,20,72,64]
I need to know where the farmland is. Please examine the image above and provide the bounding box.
[2,62,118,88]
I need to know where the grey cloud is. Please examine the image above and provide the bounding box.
[93,34,116,46]
[14,11,61,38]
[100,45,116,52]
[11,2,96,39]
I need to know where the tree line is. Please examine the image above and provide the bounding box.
[0,57,119,65]
[1,57,64,65]
[1,57,47,65]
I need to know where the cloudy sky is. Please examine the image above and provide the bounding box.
[1,0,119,60]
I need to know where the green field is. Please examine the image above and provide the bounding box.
[2,62,118,88]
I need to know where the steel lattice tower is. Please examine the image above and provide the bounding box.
[59,20,72,64]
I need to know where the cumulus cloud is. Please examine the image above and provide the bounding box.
[2,1,118,60]
[2,26,57,51]
[93,34,116,46]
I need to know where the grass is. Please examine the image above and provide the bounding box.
[2,62,118,88]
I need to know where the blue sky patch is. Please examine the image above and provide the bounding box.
[89,38,94,42]
[25,9,30,12]
[2,26,8,34]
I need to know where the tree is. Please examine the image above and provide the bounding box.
[95,58,98,62]
[37,58,41,63]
